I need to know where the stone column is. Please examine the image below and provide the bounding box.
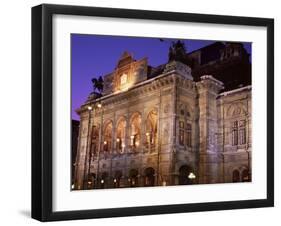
[75,109,92,189]
[110,113,116,187]
[170,74,177,185]
[197,75,224,184]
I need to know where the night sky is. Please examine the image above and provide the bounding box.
[71,34,251,120]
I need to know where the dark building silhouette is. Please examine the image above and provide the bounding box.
[72,120,80,186]
[187,42,251,91]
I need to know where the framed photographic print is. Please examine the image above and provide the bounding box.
[32,4,274,221]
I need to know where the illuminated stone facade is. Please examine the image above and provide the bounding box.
[74,46,251,190]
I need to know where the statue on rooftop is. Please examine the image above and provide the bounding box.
[91,76,104,94]
[168,40,189,65]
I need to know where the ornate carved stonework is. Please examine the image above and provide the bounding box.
[164,104,170,114]
[163,61,193,80]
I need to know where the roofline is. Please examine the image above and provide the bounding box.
[85,70,177,106]
[219,85,252,97]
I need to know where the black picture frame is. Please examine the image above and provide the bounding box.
[32,3,274,222]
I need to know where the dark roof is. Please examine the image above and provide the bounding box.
[147,64,166,79]
[188,41,225,55]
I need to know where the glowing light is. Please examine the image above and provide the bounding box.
[122,144,125,148]
[101,179,104,184]
[120,73,127,85]
[104,141,107,145]
[146,132,150,136]
[87,106,92,110]
[113,179,117,183]
[116,138,120,142]
[188,172,196,179]
[97,103,102,108]
[135,141,139,146]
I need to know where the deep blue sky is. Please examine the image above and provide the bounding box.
[72,34,251,120]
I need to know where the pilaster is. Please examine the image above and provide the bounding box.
[197,75,224,184]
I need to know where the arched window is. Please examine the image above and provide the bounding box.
[232,121,238,145]
[146,110,158,149]
[130,113,141,150]
[232,170,240,182]
[179,165,193,185]
[144,167,155,186]
[239,120,246,145]
[186,123,192,147]
[90,125,99,157]
[179,121,184,146]
[228,104,247,146]
[120,73,127,85]
[103,122,113,152]
[232,120,247,146]
[116,118,126,153]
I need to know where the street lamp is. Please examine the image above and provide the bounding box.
[188,172,196,180]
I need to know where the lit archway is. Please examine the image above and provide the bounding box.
[144,167,155,186]
[116,117,126,153]
[242,169,250,182]
[146,110,158,149]
[113,170,122,188]
[103,121,113,153]
[232,170,240,182]
[100,172,108,189]
[129,169,138,187]
[178,165,193,185]
[87,173,96,189]
[130,113,141,150]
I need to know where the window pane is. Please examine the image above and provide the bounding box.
[179,130,184,145]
